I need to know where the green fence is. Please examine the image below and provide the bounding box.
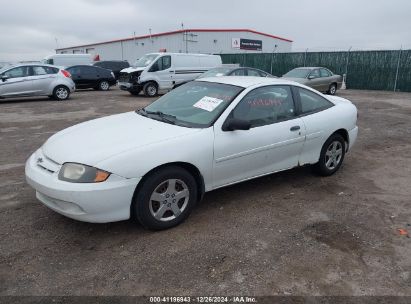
[220,50,411,92]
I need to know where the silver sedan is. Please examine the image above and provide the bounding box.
[0,64,75,101]
[282,67,343,95]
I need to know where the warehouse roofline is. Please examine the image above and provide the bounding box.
[56,28,293,51]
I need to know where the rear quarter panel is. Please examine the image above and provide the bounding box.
[299,98,357,165]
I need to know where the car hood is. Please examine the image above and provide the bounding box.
[281,77,308,84]
[120,67,145,73]
[42,112,200,166]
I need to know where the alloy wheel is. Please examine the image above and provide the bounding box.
[325,141,343,170]
[149,179,189,222]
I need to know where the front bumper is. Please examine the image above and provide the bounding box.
[25,149,140,223]
[118,81,142,92]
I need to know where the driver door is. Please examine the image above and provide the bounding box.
[149,55,173,90]
[213,85,306,188]
[0,66,33,97]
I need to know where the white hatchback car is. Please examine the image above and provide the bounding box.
[0,64,75,100]
[25,77,358,230]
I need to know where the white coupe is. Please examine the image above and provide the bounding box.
[25,77,358,230]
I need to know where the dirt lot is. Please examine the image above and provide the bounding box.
[0,87,410,296]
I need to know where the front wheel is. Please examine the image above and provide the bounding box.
[143,82,158,97]
[328,83,337,95]
[53,85,70,101]
[133,166,198,230]
[314,134,346,176]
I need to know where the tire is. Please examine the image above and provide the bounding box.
[99,80,110,91]
[328,83,337,95]
[52,85,70,101]
[143,82,158,97]
[129,89,141,96]
[314,133,346,176]
[133,166,198,230]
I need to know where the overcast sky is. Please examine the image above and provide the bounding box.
[1,0,410,61]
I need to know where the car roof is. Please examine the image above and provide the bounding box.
[294,67,324,70]
[0,63,61,70]
[196,76,296,88]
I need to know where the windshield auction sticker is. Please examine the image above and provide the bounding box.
[193,96,224,112]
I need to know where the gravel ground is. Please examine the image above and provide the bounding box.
[0,87,410,296]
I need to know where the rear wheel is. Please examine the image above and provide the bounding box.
[143,82,158,97]
[328,83,337,95]
[52,85,70,101]
[99,80,110,91]
[314,134,345,176]
[133,166,197,230]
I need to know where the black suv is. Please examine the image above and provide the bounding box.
[66,65,116,91]
[92,61,130,80]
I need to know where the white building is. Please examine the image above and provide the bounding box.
[56,28,292,63]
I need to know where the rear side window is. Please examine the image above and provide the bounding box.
[309,69,320,78]
[320,69,331,77]
[46,67,59,74]
[82,66,97,75]
[32,66,48,75]
[231,69,246,76]
[296,87,333,114]
[247,69,261,77]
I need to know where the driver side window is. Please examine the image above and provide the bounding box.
[231,86,296,128]
[309,69,320,78]
[4,66,29,79]
[150,56,171,72]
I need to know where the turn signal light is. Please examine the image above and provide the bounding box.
[94,170,110,182]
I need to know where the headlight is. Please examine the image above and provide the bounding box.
[58,163,110,183]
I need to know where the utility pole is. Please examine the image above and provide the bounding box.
[303,48,308,66]
[270,44,278,75]
[393,46,402,92]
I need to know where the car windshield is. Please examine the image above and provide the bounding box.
[198,67,234,79]
[134,54,159,68]
[284,68,311,78]
[138,81,244,128]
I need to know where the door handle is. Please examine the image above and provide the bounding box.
[290,126,300,131]
[169,70,174,73]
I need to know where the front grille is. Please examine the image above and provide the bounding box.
[35,150,60,174]
[119,73,131,82]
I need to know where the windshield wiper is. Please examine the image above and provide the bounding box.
[137,108,176,125]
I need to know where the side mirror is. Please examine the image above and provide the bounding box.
[308,75,315,80]
[223,118,251,131]
[1,75,9,82]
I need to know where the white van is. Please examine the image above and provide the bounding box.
[118,53,222,96]
[42,54,92,68]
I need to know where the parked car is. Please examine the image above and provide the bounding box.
[282,67,343,95]
[93,60,130,80]
[66,65,116,91]
[0,64,75,101]
[25,76,358,230]
[42,54,92,67]
[118,52,222,96]
[198,66,274,78]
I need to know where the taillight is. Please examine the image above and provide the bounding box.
[61,70,71,78]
